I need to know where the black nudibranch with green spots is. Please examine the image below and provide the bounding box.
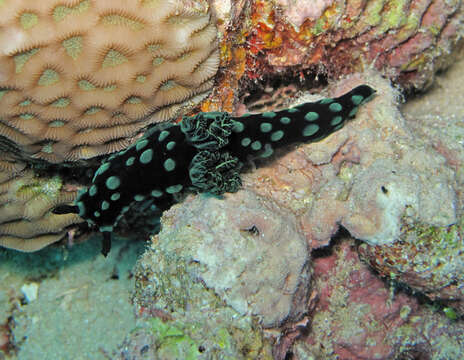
[60,85,375,256]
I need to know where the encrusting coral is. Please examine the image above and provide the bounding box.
[0,0,219,162]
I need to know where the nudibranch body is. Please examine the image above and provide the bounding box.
[62,85,376,255]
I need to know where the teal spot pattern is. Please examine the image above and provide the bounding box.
[348,107,358,117]
[166,141,176,150]
[260,122,272,132]
[241,137,251,147]
[106,176,121,190]
[140,149,153,164]
[136,139,148,151]
[280,117,291,124]
[89,185,97,196]
[164,158,176,172]
[304,112,319,121]
[260,144,274,158]
[111,193,121,201]
[303,124,319,137]
[158,130,170,142]
[101,201,110,210]
[151,189,163,197]
[251,140,262,151]
[329,102,342,112]
[262,112,276,118]
[331,116,343,126]
[351,95,363,105]
[271,130,284,141]
[166,184,183,194]
[232,121,245,133]
[126,157,135,166]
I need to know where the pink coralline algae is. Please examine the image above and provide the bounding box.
[289,240,464,359]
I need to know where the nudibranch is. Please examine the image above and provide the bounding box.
[56,85,375,256]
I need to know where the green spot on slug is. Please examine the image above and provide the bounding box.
[251,140,262,151]
[158,130,170,142]
[331,116,343,126]
[89,185,97,196]
[164,158,176,172]
[260,122,272,132]
[303,124,319,137]
[260,144,274,158]
[166,184,183,194]
[140,149,153,164]
[151,189,163,197]
[126,157,135,166]
[280,117,291,124]
[304,112,319,121]
[287,107,299,113]
[94,211,100,218]
[262,112,276,119]
[241,137,251,147]
[106,176,121,190]
[166,141,176,150]
[111,193,121,201]
[136,139,148,151]
[101,201,110,210]
[319,98,333,104]
[77,201,85,216]
[99,225,113,232]
[94,163,110,179]
[351,95,364,105]
[271,130,284,142]
[232,121,245,133]
[349,107,358,117]
[329,102,342,112]
[134,195,145,201]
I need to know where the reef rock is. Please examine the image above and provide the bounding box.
[209,0,463,110]
[125,189,311,358]
[242,70,462,312]
[290,239,464,360]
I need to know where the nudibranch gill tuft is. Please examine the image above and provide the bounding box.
[55,85,376,256]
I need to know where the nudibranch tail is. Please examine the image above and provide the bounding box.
[59,85,375,256]
[226,85,376,162]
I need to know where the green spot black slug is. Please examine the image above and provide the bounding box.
[54,85,376,256]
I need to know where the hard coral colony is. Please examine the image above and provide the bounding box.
[0,0,219,162]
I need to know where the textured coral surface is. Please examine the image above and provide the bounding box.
[0,0,218,162]
[0,157,81,251]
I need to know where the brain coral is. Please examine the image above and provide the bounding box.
[0,0,219,162]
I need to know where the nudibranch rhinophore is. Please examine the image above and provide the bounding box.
[55,85,376,256]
